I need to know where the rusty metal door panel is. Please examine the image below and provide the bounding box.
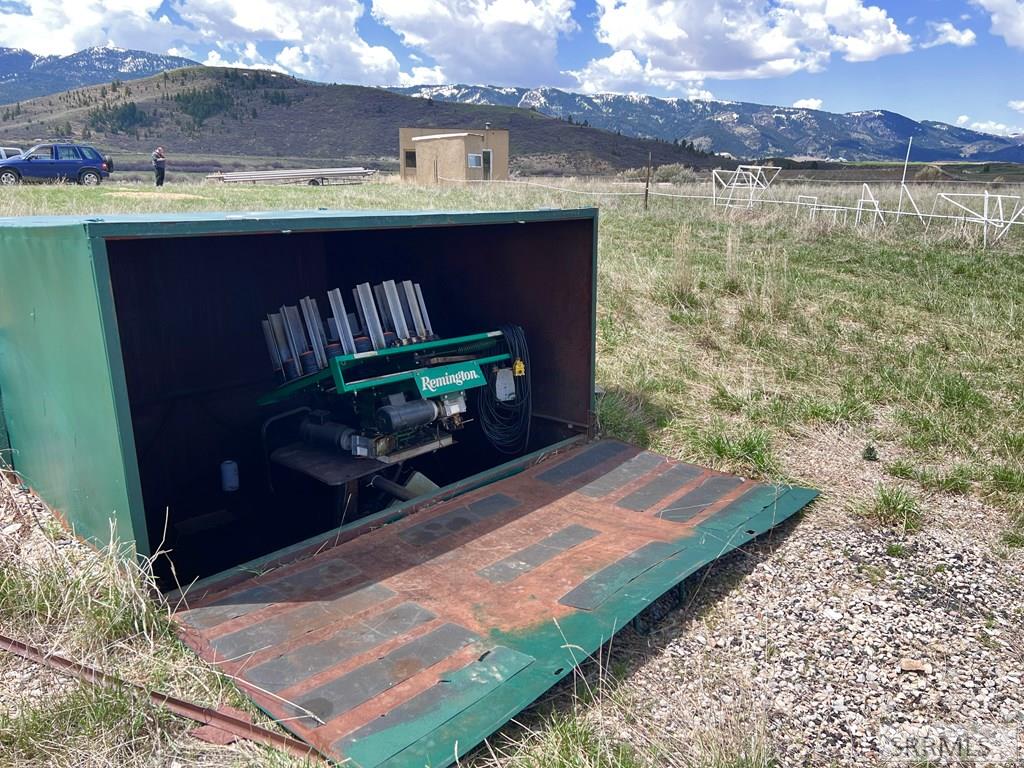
[174,439,817,767]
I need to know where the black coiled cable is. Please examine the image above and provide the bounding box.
[478,324,532,454]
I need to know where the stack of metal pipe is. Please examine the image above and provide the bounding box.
[262,279,436,381]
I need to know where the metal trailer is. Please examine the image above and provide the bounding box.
[205,167,378,186]
[0,208,816,768]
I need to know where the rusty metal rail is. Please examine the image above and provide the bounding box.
[0,632,320,761]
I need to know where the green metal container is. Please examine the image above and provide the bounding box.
[0,209,599,559]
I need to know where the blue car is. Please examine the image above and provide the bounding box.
[0,142,113,186]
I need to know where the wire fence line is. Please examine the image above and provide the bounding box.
[438,176,645,196]
[436,176,1024,238]
[773,177,1024,186]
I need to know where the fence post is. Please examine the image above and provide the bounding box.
[644,152,652,211]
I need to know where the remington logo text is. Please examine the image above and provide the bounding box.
[419,369,480,393]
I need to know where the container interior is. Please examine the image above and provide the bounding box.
[104,218,595,585]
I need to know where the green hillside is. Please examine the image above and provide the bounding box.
[0,67,714,174]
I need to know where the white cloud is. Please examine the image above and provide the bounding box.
[567,49,645,93]
[1010,100,1024,112]
[686,83,715,100]
[570,0,912,94]
[0,0,177,55]
[955,113,1023,135]
[567,50,718,97]
[969,119,1023,135]
[371,0,576,86]
[167,45,198,60]
[203,42,278,71]
[177,0,404,84]
[793,97,823,109]
[398,65,447,87]
[972,0,1024,48]
[921,21,977,48]
[0,0,428,86]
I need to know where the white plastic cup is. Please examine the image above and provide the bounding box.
[220,460,239,493]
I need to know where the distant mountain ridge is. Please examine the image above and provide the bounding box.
[0,45,197,104]
[390,84,1024,163]
[0,66,711,174]
[1,45,1019,164]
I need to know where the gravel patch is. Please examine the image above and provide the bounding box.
[0,654,77,719]
[600,425,1024,765]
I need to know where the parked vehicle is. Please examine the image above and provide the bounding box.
[0,142,113,185]
[0,147,22,161]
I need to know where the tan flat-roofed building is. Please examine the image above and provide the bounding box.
[399,127,509,183]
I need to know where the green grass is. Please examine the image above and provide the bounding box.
[1,177,1023,766]
[685,421,779,477]
[0,486,255,765]
[0,528,174,650]
[490,710,650,768]
[481,687,778,768]
[862,485,924,533]
[885,542,909,558]
[884,461,976,495]
[0,682,173,766]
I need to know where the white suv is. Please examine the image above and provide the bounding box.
[0,147,23,160]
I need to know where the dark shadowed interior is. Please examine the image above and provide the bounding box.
[104,218,595,584]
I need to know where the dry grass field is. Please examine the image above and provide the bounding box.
[2,175,1023,767]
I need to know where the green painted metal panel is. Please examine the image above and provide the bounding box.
[173,436,817,768]
[0,226,142,551]
[0,385,10,461]
[341,646,536,768]
[377,485,817,768]
[0,208,599,238]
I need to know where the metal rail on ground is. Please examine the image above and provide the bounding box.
[206,167,377,186]
[0,632,321,761]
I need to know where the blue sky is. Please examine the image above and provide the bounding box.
[1,0,1021,134]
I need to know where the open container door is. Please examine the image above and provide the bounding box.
[174,438,816,767]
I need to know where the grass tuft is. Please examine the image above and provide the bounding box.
[687,422,778,477]
[885,542,909,558]
[0,526,175,652]
[862,485,924,533]
[490,710,650,768]
[0,682,173,765]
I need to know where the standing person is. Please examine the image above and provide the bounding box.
[151,146,166,187]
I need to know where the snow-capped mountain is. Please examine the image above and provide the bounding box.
[0,45,197,104]
[390,84,1024,162]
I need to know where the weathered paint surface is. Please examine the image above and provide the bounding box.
[174,440,817,767]
[0,225,142,549]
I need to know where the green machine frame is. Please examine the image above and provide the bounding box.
[259,330,508,404]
